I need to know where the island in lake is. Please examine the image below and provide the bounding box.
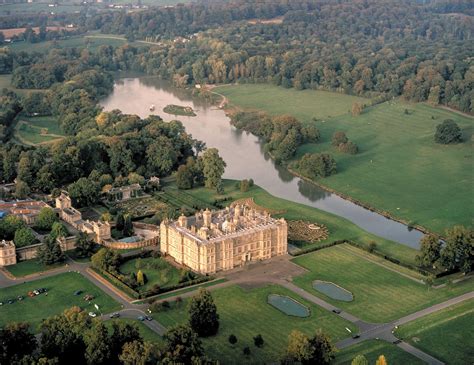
[163,104,197,117]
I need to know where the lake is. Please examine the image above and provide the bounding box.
[100,77,424,249]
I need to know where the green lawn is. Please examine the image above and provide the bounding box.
[185,180,420,266]
[217,84,367,120]
[16,121,62,145]
[21,116,64,136]
[104,318,163,345]
[334,340,425,365]
[218,85,474,234]
[154,284,356,364]
[0,74,46,96]
[0,272,121,330]
[292,244,474,323]
[5,259,64,278]
[395,299,474,365]
[119,257,182,293]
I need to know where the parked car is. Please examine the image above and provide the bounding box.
[0,301,3,306]
[17,295,24,301]
[74,290,82,296]
[7,299,14,304]
[33,290,40,296]
[28,291,35,297]
[137,316,145,321]
[110,313,120,318]
[145,316,153,321]
[352,333,360,339]
[332,308,341,314]
[88,312,97,318]
[38,288,47,293]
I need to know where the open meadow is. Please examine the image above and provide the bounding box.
[15,116,64,145]
[5,259,64,278]
[0,272,121,330]
[292,244,474,323]
[395,299,474,365]
[217,85,474,234]
[154,284,356,364]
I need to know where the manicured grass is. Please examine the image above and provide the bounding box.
[334,340,425,365]
[185,180,420,266]
[0,74,46,96]
[218,84,473,234]
[292,244,474,322]
[154,284,356,364]
[119,257,182,293]
[0,272,121,330]
[22,116,64,136]
[395,299,474,365]
[104,318,163,345]
[217,84,367,120]
[16,119,63,145]
[5,259,64,278]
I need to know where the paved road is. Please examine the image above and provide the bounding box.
[1,253,473,365]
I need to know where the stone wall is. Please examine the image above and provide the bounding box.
[16,243,43,261]
[101,236,159,250]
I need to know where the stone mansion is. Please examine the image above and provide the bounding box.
[160,205,288,274]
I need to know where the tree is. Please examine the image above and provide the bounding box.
[188,288,220,337]
[240,179,250,192]
[0,215,26,239]
[228,334,238,346]
[15,179,31,199]
[137,270,145,286]
[332,131,348,146]
[40,307,91,364]
[375,355,388,365]
[109,321,142,364]
[243,346,251,356]
[162,325,204,364]
[50,222,68,241]
[84,322,112,365]
[440,225,473,273]
[351,354,369,365]
[14,227,36,248]
[253,334,264,348]
[284,330,336,365]
[351,102,363,116]
[146,137,178,176]
[339,141,359,155]
[416,235,441,267]
[68,177,100,207]
[123,214,133,236]
[91,248,121,272]
[37,236,64,265]
[0,322,37,364]
[119,340,159,365]
[297,153,337,179]
[201,148,226,191]
[75,232,96,258]
[116,213,125,231]
[176,164,194,189]
[434,120,462,144]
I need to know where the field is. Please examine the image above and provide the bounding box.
[334,340,424,365]
[217,84,367,120]
[0,272,121,330]
[4,259,64,278]
[292,244,474,323]
[217,84,474,234]
[184,180,420,266]
[395,299,474,365]
[15,117,64,145]
[154,284,356,364]
[119,257,182,293]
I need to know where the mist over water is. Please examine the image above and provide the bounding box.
[100,77,424,249]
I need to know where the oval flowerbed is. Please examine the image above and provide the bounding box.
[267,294,310,317]
[313,280,353,302]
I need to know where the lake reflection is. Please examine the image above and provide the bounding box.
[100,77,424,249]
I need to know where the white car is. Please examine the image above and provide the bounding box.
[88,312,97,318]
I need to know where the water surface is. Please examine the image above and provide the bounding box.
[100,77,424,248]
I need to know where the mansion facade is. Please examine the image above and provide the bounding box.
[160,205,287,274]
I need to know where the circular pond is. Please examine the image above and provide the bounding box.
[267,294,310,317]
[313,281,353,302]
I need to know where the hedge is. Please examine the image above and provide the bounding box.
[92,268,140,299]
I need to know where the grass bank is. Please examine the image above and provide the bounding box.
[395,299,474,365]
[4,259,64,278]
[217,84,473,234]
